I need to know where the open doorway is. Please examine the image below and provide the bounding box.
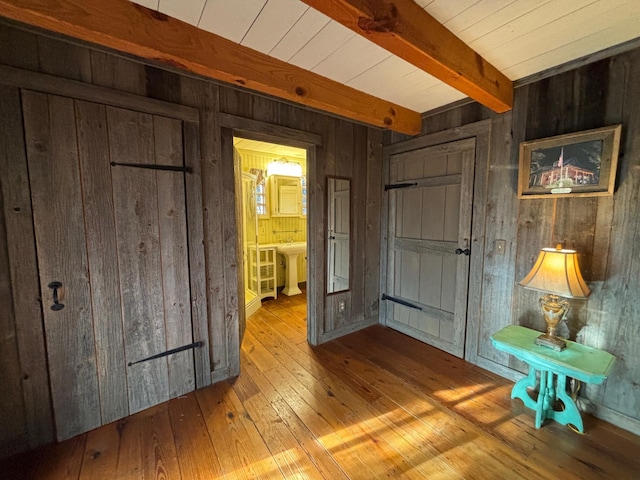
[234,137,309,333]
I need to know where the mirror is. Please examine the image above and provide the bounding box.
[327,177,350,293]
[269,175,302,216]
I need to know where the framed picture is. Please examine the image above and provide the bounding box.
[518,125,622,199]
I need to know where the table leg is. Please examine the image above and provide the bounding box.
[534,369,549,428]
[550,374,584,433]
[511,366,537,410]
[544,371,555,411]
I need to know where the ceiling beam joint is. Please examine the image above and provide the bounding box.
[301,0,514,113]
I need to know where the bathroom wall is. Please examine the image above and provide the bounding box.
[238,149,307,285]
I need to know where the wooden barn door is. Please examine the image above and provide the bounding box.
[22,91,196,440]
[384,138,476,358]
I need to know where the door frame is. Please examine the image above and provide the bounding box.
[220,115,323,350]
[381,119,492,363]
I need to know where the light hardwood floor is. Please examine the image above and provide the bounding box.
[3,290,640,479]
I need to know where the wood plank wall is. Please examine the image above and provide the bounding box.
[0,22,382,456]
[389,47,640,434]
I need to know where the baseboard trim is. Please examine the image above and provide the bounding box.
[592,405,640,436]
[319,318,377,344]
[245,296,261,319]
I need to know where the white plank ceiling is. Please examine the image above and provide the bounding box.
[131,0,640,114]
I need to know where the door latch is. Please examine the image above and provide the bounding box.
[48,281,65,311]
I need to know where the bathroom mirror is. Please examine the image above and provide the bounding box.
[326,177,351,294]
[270,175,302,217]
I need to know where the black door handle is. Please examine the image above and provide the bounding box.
[48,281,65,311]
[455,248,470,256]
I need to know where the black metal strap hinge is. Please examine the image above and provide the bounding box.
[111,162,192,174]
[128,341,203,366]
[385,182,417,191]
[381,293,422,311]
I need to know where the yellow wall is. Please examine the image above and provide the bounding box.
[238,149,307,285]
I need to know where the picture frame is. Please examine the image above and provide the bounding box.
[518,125,622,199]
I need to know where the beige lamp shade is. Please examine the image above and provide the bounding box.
[519,244,590,298]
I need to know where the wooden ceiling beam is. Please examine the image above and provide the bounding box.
[301,0,514,113]
[0,0,422,135]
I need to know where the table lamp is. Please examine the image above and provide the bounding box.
[518,244,590,351]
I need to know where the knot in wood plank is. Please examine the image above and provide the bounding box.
[134,4,169,22]
[357,5,398,34]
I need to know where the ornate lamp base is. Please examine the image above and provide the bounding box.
[535,294,570,351]
[535,333,566,351]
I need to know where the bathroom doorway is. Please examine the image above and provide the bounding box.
[234,136,310,334]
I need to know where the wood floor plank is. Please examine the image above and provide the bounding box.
[113,416,143,479]
[334,326,640,479]
[240,325,282,373]
[248,313,465,480]
[79,406,173,480]
[167,394,223,479]
[316,336,542,480]
[5,290,640,479]
[79,421,120,480]
[329,332,556,476]
[247,332,427,479]
[196,382,284,479]
[256,308,307,345]
[251,310,383,405]
[231,368,335,480]
[237,350,351,480]
[240,345,375,479]
[243,327,397,478]
[30,435,86,480]
[251,311,525,479]
[139,404,182,480]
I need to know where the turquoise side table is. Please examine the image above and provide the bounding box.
[491,325,615,433]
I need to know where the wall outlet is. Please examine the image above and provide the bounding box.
[338,300,345,312]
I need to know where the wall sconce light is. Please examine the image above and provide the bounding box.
[266,159,302,177]
[518,244,590,351]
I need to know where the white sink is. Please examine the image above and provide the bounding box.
[276,242,306,296]
[275,242,306,255]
